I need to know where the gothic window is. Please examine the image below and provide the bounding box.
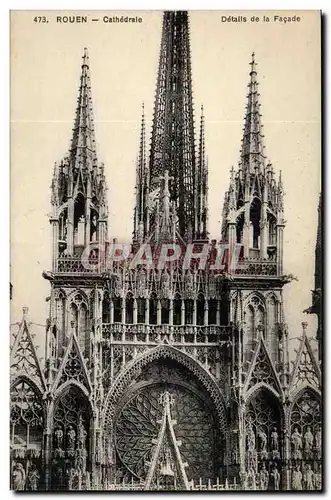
[290,389,321,444]
[268,215,277,246]
[59,209,68,242]
[10,379,43,490]
[250,197,261,249]
[74,194,86,248]
[245,389,281,456]
[79,303,88,356]
[267,296,278,362]
[149,293,157,325]
[173,294,181,326]
[51,326,57,358]
[69,303,78,335]
[197,294,205,326]
[185,299,194,325]
[56,292,66,349]
[161,299,169,324]
[90,207,98,242]
[69,295,88,356]
[208,299,217,325]
[126,294,134,324]
[246,305,255,355]
[236,212,244,244]
[11,379,43,462]
[102,292,111,323]
[113,297,121,323]
[137,298,146,324]
[51,386,91,490]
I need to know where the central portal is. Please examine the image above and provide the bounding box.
[113,359,222,484]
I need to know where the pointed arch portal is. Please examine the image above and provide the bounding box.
[103,346,227,484]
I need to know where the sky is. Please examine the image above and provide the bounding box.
[10,10,320,360]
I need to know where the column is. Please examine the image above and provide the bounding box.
[181,300,185,325]
[121,297,126,324]
[50,218,59,272]
[133,299,138,324]
[216,300,220,326]
[276,225,284,275]
[145,298,150,324]
[204,299,209,326]
[109,299,114,324]
[169,298,173,325]
[157,300,161,325]
[67,197,74,254]
[193,299,197,326]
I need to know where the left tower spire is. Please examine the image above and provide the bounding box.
[70,48,98,170]
[50,48,108,266]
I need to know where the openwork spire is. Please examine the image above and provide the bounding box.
[70,47,98,172]
[147,11,198,241]
[196,105,208,239]
[240,52,265,174]
[134,103,147,242]
[314,194,321,292]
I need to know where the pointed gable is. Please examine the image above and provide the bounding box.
[244,334,282,395]
[52,332,92,394]
[289,322,321,394]
[145,391,190,490]
[10,307,46,392]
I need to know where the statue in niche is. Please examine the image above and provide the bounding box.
[67,426,76,451]
[303,426,314,459]
[270,464,280,490]
[12,462,26,490]
[271,427,279,451]
[27,464,40,491]
[313,465,322,490]
[137,270,147,297]
[55,428,64,450]
[161,272,170,298]
[258,463,269,490]
[303,463,314,490]
[77,416,87,449]
[291,464,302,491]
[246,418,256,453]
[258,428,267,458]
[315,427,321,460]
[291,427,302,459]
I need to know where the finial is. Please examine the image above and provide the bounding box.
[278,170,283,187]
[82,47,89,66]
[249,51,257,74]
[22,306,29,317]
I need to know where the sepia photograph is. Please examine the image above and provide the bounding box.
[10,10,322,491]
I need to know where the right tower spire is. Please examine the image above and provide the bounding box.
[222,54,285,275]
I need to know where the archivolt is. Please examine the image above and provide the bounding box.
[102,344,227,432]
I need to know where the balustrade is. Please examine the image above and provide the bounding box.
[102,323,232,344]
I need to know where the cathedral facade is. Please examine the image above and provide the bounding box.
[10,11,322,491]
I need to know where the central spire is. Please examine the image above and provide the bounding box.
[133,11,208,245]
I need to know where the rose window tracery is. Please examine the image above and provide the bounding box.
[115,382,218,482]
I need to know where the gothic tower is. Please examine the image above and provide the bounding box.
[42,48,108,489]
[221,53,321,490]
